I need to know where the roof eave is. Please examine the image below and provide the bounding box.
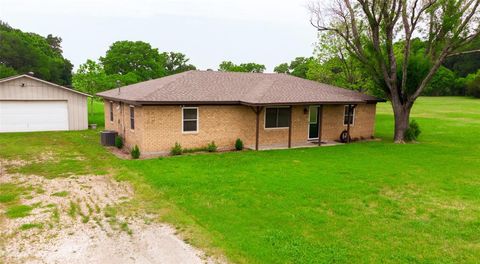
[96,96,381,106]
[366,98,387,103]
[241,101,368,106]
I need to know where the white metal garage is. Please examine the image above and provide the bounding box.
[0,74,90,133]
[0,101,69,132]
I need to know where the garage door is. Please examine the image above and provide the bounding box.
[0,101,69,132]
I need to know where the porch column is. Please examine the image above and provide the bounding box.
[317,105,323,146]
[254,106,263,151]
[346,104,352,143]
[346,104,357,143]
[288,106,293,148]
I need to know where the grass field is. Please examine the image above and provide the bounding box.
[1,97,479,263]
[88,99,105,127]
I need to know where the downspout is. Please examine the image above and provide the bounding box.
[122,102,126,141]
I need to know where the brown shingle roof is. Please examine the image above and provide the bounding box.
[97,70,383,105]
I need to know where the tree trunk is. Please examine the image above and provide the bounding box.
[392,101,412,143]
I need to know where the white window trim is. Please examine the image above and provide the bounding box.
[182,106,199,134]
[264,106,290,130]
[129,105,135,132]
[109,101,114,123]
[343,105,355,127]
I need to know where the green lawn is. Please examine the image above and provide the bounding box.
[0,97,479,263]
[88,99,105,127]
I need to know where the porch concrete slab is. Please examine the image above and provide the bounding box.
[246,140,344,151]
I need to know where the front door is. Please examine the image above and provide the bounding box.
[308,106,319,139]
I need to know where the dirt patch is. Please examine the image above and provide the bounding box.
[107,146,133,160]
[0,159,218,264]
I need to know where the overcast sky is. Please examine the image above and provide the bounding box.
[0,0,318,72]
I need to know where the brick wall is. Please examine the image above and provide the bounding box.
[141,105,255,153]
[104,100,143,150]
[257,106,309,146]
[104,101,377,155]
[321,104,376,141]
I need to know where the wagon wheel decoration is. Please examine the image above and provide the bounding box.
[339,130,350,143]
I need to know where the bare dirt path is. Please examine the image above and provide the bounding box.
[0,159,216,264]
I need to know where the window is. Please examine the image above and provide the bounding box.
[343,105,355,126]
[265,107,290,128]
[109,102,114,122]
[182,107,198,133]
[130,106,135,130]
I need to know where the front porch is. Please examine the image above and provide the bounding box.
[250,104,357,151]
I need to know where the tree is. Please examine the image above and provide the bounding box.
[73,59,141,117]
[239,63,266,73]
[289,57,314,78]
[444,52,480,77]
[443,35,480,77]
[100,41,166,81]
[218,61,266,73]
[273,63,289,74]
[274,57,316,78]
[0,64,17,78]
[46,34,63,54]
[162,52,196,75]
[72,60,109,116]
[422,66,459,95]
[0,21,73,85]
[218,61,237,72]
[309,0,480,142]
[464,69,480,97]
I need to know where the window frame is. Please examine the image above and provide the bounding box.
[182,106,199,133]
[264,106,291,129]
[343,105,355,126]
[109,101,114,122]
[129,105,135,131]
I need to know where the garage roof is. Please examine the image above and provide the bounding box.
[0,74,91,97]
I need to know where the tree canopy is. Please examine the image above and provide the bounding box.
[100,41,166,81]
[443,35,480,77]
[162,52,196,75]
[274,57,316,79]
[72,59,139,96]
[218,61,266,73]
[309,0,480,142]
[74,41,197,100]
[0,21,73,85]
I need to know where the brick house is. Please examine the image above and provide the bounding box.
[97,70,384,155]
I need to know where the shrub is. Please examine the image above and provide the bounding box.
[466,74,480,98]
[235,138,244,151]
[131,145,140,159]
[207,141,217,152]
[405,120,421,142]
[171,142,183,156]
[115,136,123,149]
[183,147,206,153]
